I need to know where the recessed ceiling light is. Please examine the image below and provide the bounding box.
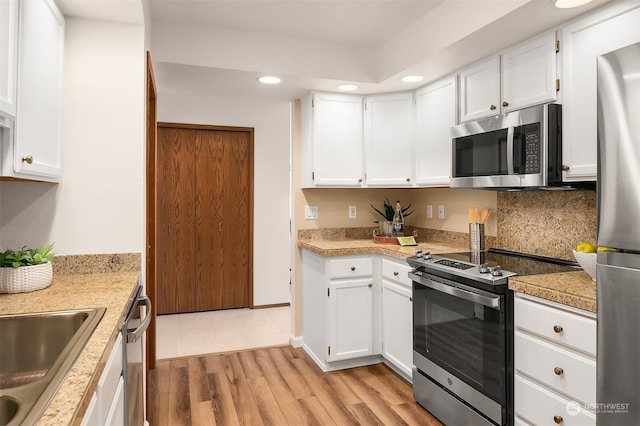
[401,75,424,83]
[258,76,281,84]
[552,0,592,8]
[337,84,358,91]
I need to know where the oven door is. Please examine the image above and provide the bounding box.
[412,272,506,405]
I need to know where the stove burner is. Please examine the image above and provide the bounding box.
[435,259,474,270]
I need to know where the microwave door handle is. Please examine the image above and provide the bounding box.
[506,126,514,174]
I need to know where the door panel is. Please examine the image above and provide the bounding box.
[221,131,251,309]
[157,128,197,314]
[195,130,224,311]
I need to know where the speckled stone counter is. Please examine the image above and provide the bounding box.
[298,238,468,260]
[0,271,140,425]
[509,271,596,313]
[298,236,597,313]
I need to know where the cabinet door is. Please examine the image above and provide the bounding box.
[459,56,501,122]
[381,279,413,378]
[561,2,640,182]
[364,92,414,186]
[328,278,374,361]
[0,0,18,117]
[502,32,557,112]
[14,0,64,179]
[415,77,456,186]
[311,92,364,186]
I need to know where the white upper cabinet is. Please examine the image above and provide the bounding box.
[459,56,501,122]
[301,92,364,187]
[414,76,457,186]
[502,32,557,112]
[0,0,19,118]
[560,0,640,182]
[364,92,414,187]
[2,0,64,181]
[459,32,558,122]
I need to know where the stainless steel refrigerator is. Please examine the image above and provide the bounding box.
[596,41,640,425]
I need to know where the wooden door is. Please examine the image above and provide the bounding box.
[157,124,253,314]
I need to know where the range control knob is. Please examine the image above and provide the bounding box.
[490,266,503,277]
[415,250,423,258]
[423,251,433,260]
[478,263,490,273]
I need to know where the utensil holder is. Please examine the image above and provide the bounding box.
[469,223,485,251]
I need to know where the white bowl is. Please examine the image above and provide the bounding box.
[573,250,597,282]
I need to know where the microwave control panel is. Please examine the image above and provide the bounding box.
[524,133,540,174]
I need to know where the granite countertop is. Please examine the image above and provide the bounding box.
[0,271,140,425]
[298,237,596,312]
[298,238,468,260]
[509,271,596,313]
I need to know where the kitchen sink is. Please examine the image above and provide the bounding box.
[0,308,105,425]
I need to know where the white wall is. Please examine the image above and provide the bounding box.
[157,92,291,306]
[0,18,146,255]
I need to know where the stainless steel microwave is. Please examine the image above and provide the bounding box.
[450,103,563,189]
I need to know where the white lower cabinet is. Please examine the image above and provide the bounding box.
[301,251,415,376]
[83,332,125,425]
[514,293,596,426]
[301,251,380,370]
[381,258,413,380]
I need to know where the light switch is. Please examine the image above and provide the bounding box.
[305,205,318,219]
[426,205,433,219]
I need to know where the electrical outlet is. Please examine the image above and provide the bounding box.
[305,205,318,219]
[426,205,433,219]
[437,205,445,220]
[348,205,357,219]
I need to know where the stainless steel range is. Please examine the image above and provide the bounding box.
[407,248,580,426]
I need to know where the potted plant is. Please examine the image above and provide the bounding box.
[370,199,414,236]
[0,243,55,294]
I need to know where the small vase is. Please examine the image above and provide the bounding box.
[0,262,53,294]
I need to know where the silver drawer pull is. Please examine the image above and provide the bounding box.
[351,266,356,271]
[393,271,399,276]
[553,325,563,333]
[554,367,564,376]
[554,415,563,424]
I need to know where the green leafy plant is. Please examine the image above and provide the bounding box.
[0,243,55,268]
[370,199,414,221]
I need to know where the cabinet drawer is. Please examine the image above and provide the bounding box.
[515,296,596,356]
[515,374,595,426]
[515,331,595,405]
[328,257,373,279]
[381,258,412,287]
[97,332,123,422]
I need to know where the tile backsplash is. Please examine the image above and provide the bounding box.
[496,190,597,261]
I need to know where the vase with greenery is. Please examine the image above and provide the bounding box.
[370,199,415,236]
[0,243,55,293]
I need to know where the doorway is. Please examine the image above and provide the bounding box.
[156,123,254,314]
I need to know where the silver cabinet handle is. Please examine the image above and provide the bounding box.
[22,155,33,164]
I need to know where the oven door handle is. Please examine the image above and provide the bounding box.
[127,295,152,343]
[411,273,500,309]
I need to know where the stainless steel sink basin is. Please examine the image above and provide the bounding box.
[0,308,105,425]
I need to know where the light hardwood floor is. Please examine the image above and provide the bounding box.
[149,345,443,426]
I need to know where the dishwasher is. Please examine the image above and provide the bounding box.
[123,284,151,426]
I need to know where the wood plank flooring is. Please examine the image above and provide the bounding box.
[149,345,443,426]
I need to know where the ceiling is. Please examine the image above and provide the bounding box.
[57,0,613,101]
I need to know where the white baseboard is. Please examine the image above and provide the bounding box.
[290,335,304,348]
